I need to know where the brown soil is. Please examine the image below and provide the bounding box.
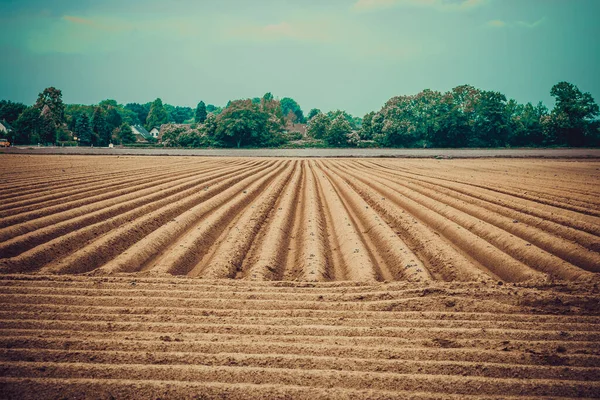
[1,155,599,399]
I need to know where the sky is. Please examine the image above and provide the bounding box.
[1,0,599,116]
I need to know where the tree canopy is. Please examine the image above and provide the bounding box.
[0,100,27,124]
[145,98,169,130]
[3,82,598,148]
[195,101,207,123]
[280,97,305,124]
[206,96,285,148]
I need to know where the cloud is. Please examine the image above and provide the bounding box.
[63,15,95,27]
[62,15,128,33]
[353,0,486,12]
[484,17,546,30]
[226,20,331,43]
[516,17,546,29]
[487,19,506,28]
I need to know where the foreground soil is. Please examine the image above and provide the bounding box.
[1,276,599,399]
[1,155,599,398]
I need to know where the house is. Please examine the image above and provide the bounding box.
[285,122,307,138]
[149,127,160,139]
[0,120,13,134]
[131,125,152,142]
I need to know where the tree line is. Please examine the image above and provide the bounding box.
[0,81,597,148]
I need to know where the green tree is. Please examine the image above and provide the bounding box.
[117,123,136,144]
[34,87,65,127]
[507,101,547,147]
[75,113,93,145]
[125,103,149,125]
[307,108,321,121]
[262,92,274,102]
[473,91,509,147]
[0,100,27,124]
[307,112,330,139]
[546,81,599,146]
[145,98,169,130]
[33,87,65,144]
[213,100,267,147]
[202,113,218,138]
[13,106,42,144]
[429,93,470,148]
[326,110,359,130]
[92,107,111,146]
[195,101,207,123]
[280,97,305,123]
[205,104,223,115]
[105,107,123,133]
[209,97,285,148]
[360,111,375,140]
[164,104,193,123]
[371,96,421,147]
[325,115,352,146]
[38,108,57,144]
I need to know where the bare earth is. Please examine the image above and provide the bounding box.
[0,155,599,399]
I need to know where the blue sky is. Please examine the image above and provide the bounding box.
[1,0,598,116]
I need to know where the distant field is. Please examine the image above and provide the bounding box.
[1,155,599,398]
[1,155,598,280]
[2,146,600,158]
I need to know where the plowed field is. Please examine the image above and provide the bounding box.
[1,155,599,399]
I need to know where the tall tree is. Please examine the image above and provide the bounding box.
[32,87,65,144]
[13,107,42,144]
[34,87,65,127]
[105,107,123,133]
[546,81,599,146]
[38,106,57,144]
[195,101,207,123]
[280,97,305,123]
[360,111,375,140]
[473,91,509,147]
[91,107,111,146]
[75,113,93,145]
[145,98,169,130]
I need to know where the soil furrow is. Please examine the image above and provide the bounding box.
[354,162,597,279]
[2,336,598,367]
[1,362,598,397]
[243,161,304,280]
[136,161,286,276]
[318,160,430,281]
[32,162,276,274]
[328,162,493,281]
[199,162,297,279]
[2,348,598,381]
[312,161,378,281]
